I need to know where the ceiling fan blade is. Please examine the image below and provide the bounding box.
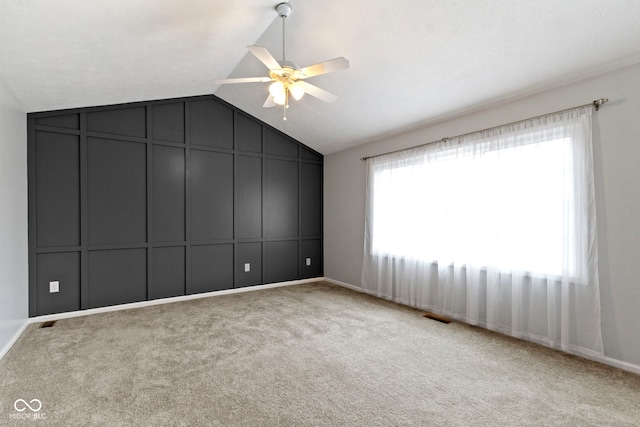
[214,77,272,84]
[296,81,338,103]
[298,57,349,78]
[263,94,276,108]
[247,45,282,71]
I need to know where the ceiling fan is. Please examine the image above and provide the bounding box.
[214,2,350,120]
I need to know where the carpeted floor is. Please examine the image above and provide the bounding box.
[1,281,639,426]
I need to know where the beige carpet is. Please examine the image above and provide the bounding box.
[1,281,639,426]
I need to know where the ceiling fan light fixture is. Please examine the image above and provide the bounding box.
[273,90,287,106]
[269,81,284,96]
[289,83,305,101]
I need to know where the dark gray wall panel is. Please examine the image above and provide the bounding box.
[236,242,262,288]
[154,246,185,299]
[301,162,322,237]
[191,150,233,241]
[28,95,323,317]
[300,239,322,279]
[88,137,147,245]
[153,102,184,143]
[190,99,233,149]
[35,132,80,247]
[265,240,298,283]
[265,129,298,158]
[191,244,233,293]
[236,155,262,239]
[36,252,80,315]
[265,159,298,238]
[87,107,146,137]
[236,113,262,153]
[301,147,322,161]
[153,146,185,242]
[88,249,147,308]
[35,114,79,130]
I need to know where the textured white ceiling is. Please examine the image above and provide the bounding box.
[1,0,640,154]
[0,0,275,111]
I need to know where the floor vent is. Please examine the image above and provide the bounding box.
[423,312,452,324]
[40,321,56,328]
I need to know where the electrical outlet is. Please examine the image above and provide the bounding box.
[49,281,60,293]
[306,258,311,266]
[244,263,251,272]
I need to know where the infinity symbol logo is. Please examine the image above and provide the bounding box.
[14,399,42,412]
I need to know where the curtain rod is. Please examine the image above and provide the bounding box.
[360,98,608,161]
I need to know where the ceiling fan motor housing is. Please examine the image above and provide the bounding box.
[278,61,300,71]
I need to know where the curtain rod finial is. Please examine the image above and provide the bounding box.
[593,98,608,111]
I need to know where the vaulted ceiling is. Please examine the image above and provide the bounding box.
[1,1,639,154]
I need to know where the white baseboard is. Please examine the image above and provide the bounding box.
[29,277,323,324]
[324,277,382,297]
[323,277,640,376]
[596,355,640,376]
[0,320,29,361]
[324,277,360,290]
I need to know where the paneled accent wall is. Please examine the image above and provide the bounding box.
[27,95,323,316]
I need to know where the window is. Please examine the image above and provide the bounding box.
[362,107,602,356]
[370,135,577,278]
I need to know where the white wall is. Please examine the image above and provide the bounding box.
[324,63,640,368]
[0,78,28,358]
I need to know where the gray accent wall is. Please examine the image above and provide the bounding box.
[28,95,323,317]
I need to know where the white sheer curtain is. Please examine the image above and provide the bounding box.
[362,107,603,358]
